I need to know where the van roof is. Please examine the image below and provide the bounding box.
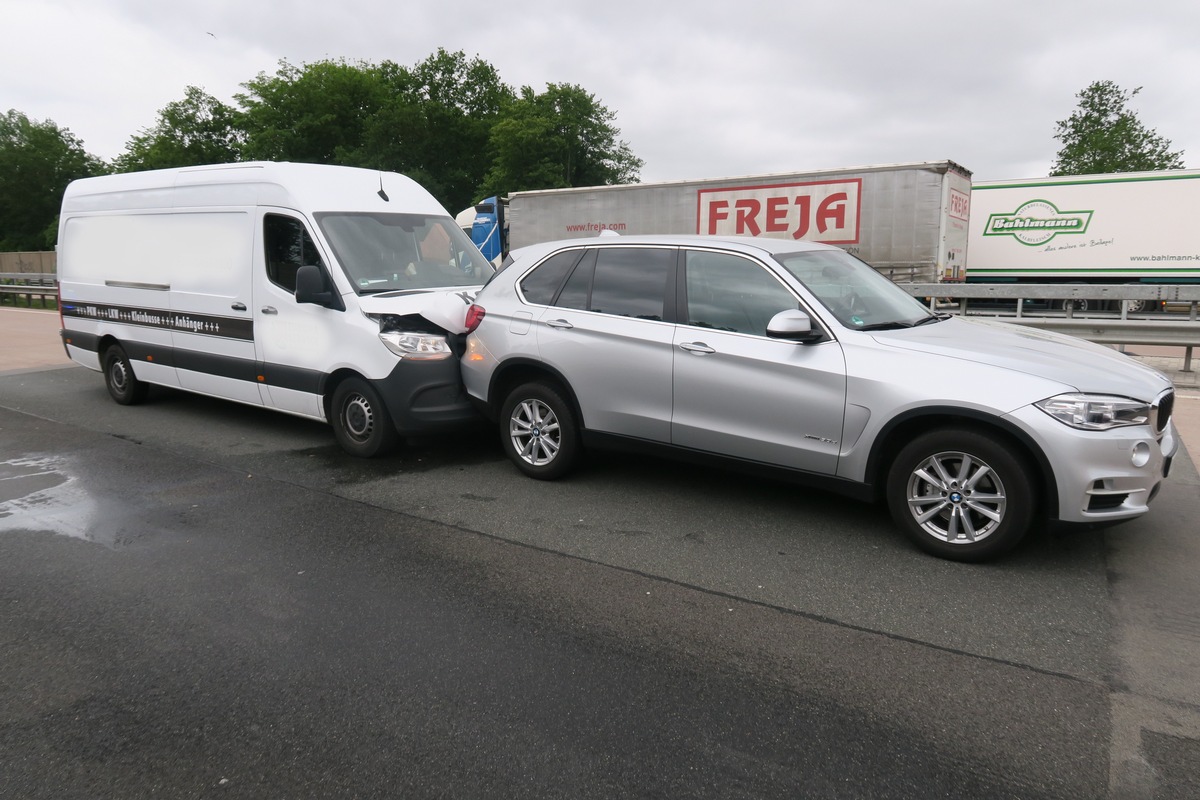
[61,161,449,217]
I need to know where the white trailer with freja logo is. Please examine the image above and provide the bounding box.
[472,161,972,284]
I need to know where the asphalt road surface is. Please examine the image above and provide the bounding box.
[2,309,1199,798]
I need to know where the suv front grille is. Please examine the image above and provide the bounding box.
[1153,390,1174,434]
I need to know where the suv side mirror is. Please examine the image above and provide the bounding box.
[767,310,823,343]
[295,265,345,311]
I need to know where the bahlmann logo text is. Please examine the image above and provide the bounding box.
[984,199,1093,246]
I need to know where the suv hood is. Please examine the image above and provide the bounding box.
[871,317,1172,400]
[357,288,479,334]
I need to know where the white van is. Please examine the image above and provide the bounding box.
[57,161,495,456]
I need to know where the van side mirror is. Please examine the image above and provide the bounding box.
[767,309,823,343]
[295,265,344,311]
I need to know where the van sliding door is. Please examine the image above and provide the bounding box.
[168,211,265,405]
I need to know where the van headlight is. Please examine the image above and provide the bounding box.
[1035,394,1150,430]
[379,331,452,360]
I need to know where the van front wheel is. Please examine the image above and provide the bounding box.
[103,344,148,405]
[331,378,399,458]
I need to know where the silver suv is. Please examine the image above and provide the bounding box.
[461,235,1177,561]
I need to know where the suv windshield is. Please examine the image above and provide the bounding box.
[773,249,935,329]
[316,212,494,294]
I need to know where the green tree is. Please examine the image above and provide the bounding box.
[0,110,107,250]
[359,49,515,211]
[1051,81,1185,176]
[237,59,393,165]
[481,83,642,196]
[113,86,243,172]
[235,51,515,212]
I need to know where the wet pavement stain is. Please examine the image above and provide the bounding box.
[0,454,99,542]
[289,429,501,484]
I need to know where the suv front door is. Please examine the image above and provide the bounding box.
[671,250,847,474]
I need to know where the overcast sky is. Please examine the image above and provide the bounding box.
[4,0,1198,186]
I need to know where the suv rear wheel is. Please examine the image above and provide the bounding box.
[885,428,1035,562]
[499,381,580,480]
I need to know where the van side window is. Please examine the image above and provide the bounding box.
[264,215,326,293]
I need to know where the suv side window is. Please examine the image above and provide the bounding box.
[587,247,674,320]
[683,251,798,335]
[519,249,584,305]
[264,214,326,293]
[556,249,596,311]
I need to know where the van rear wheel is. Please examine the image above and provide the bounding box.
[103,344,148,405]
[331,377,399,458]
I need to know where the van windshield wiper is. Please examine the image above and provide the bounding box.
[365,288,433,297]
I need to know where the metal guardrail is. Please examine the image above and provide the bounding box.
[899,283,1200,372]
[0,272,57,307]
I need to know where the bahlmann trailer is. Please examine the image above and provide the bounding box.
[468,160,972,284]
[967,168,1200,311]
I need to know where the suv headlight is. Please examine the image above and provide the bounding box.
[379,331,452,360]
[1035,394,1150,430]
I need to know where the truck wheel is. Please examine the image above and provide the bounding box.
[885,428,1035,562]
[499,381,580,480]
[103,344,148,405]
[331,378,399,458]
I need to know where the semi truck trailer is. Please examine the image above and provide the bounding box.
[466,161,972,284]
[967,169,1200,310]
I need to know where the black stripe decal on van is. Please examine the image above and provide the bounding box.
[60,301,254,341]
[63,328,327,395]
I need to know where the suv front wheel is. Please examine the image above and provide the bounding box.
[499,381,580,480]
[885,428,1035,562]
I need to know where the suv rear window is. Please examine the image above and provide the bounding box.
[519,249,584,305]
[588,248,673,320]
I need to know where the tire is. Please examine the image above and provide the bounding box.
[499,381,580,480]
[885,428,1035,562]
[103,344,148,405]
[331,378,399,458]
[1058,297,1090,313]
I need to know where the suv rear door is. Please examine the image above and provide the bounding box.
[532,246,677,441]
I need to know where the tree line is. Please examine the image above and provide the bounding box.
[0,70,1186,253]
[0,49,643,251]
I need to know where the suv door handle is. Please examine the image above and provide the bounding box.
[545,318,574,329]
[679,342,716,354]
[231,302,247,311]
[261,306,278,315]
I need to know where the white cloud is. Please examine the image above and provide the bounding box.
[2,0,1196,180]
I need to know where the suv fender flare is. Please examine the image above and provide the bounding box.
[488,357,586,428]
[864,406,1058,519]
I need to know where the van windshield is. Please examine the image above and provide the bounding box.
[316,212,494,293]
